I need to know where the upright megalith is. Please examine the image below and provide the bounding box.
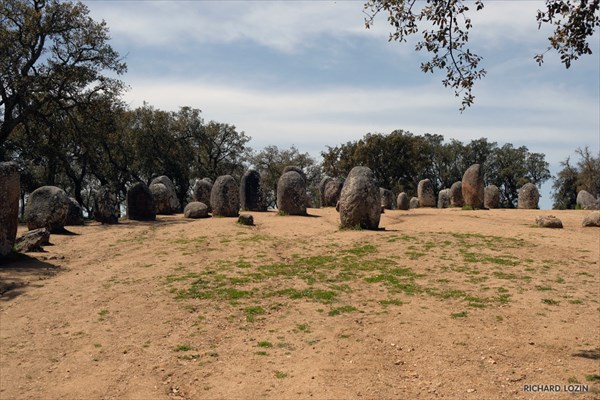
[462,164,485,209]
[518,183,539,209]
[240,170,266,211]
[192,178,213,212]
[577,190,599,210]
[283,166,307,182]
[127,182,156,221]
[211,175,240,217]
[417,179,435,207]
[380,188,396,210]
[277,171,307,215]
[339,166,381,230]
[449,181,464,207]
[437,189,450,209]
[0,162,20,256]
[25,186,70,232]
[65,197,84,226]
[323,179,343,207]
[150,176,179,214]
[484,185,500,209]
[94,186,119,224]
[397,192,410,210]
[409,197,419,209]
[319,177,333,207]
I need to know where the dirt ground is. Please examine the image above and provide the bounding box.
[1,207,599,400]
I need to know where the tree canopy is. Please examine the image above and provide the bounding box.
[0,0,126,151]
[364,0,599,110]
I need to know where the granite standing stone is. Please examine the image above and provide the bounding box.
[484,185,500,209]
[93,186,119,224]
[517,183,540,209]
[127,182,156,221]
[417,179,436,207]
[437,189,450,209]
[240,170,267,211]
[397,192,410,210]
[462,164,485,209]
[211,175,240,217]
[277,171,307,216]
[192,178,213,212]
[338,166,381,230]
[449,181,464,207]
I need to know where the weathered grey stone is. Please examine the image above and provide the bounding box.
[409,197,419,209]
[462,164,485,209]
[183,202,209,219]
[397,192,410,210]
[0,162,20,256]
[484,185,500,209]
[319,177,333,207]
[127,182,156,221]
[277,171,307,216]
[192,178,213,212]
[518,183,540,209]
[380,188,395,210]
[535,216,563,229]
[93,186,119,224]
[577,190,599,210]
[238,214,254,226]
[283,166,307,182]
[211,175,240,217]
[582,212,600,227]
[150,176,179,214]
[437,189,451,209]
[323,179,343,207]
[14,228,50,253]
[339,166,381,230]
[449,181,464,208]
[240,170,267,211]
[65,197,84,226]
[25,186,70,232]
[417,179,435,207]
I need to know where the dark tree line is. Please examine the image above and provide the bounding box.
[321,130,552,208]
[552,147,600,209]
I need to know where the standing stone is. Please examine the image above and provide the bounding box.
[65,197,84,226]
[397,192,410,210]
[380,188,395,210]
[323,179,343,207]
[283,166,307,182]
[25,186,70,232]
[0,162,20,256]
[339,166,381,230]
[417,179,436,207]
[437,189,451,209]
[150,176,179,214]
[127,182,156,221]
[319,177,333,207]
[192,178,213,212]
[577,190,599,210]
[449,181,464,207]
[277,171,307,216]
[94,186,119,224]
[462,164,485,209]
[240,170,267,211]
[517,183,540,209]
[211,175,240,217]
[183,202,209,219]
[409,197,419,209]
[484,185,501,209]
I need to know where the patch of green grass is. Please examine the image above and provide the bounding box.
[244,306,265,322]
[328,305,358,316]
[535,285,553,291]
[568,377,580,384]
[257,341,273,348]
[98,309,109,321]
[178,353,201,361]
[542,298,560,306]
[585,374,600,382]
[165,273,201,283]
[378,299,404,306]
[495,315,504,322]
[493,271,530,281]
[555,276,565,284]
[569,299,583,305]
[296,323,311,333]
[276,288,338,304]
[451,311,468,318]
[275,370,288,379]
[344,244,377,256]
[174,344,192,352]
[255,351,269,356]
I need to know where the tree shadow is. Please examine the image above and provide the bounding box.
[0,253,63,301]
[572,348,600,360]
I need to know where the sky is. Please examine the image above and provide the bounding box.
[84,0,600,209]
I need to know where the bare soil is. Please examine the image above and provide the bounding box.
[1,207,599,399]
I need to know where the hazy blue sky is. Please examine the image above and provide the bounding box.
[84,0,599,209]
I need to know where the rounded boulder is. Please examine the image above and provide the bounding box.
[339,166,381,230]
[183,202,209,219]
[211,175,240,217]
[277,171,307,216]
[150,176,179,214]
[450,181,464,207]
[462,164,485,209]
[484,185,500,209]
[192,178,213,212]
[25,186,70,232]
[397,192,410,210]
[517,183,540,209]
[417,179,435,207]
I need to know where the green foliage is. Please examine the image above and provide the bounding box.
[552,147,600,209]
[364,0,599,109]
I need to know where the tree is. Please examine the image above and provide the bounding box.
[364,0,599,110]
[552,146,600,209]
[0,0,126,153]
